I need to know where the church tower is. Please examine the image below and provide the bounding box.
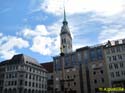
[60,9,72,54]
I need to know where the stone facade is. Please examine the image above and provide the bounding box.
[0,54,47,93]
[41,62,54,93]
[104,39,125,88]
[53,45,110,93]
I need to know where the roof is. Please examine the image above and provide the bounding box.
[2,54,41,66]
[41,62,53,73]
[23,54,40,66]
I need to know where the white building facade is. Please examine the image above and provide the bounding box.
[0,54,47,93]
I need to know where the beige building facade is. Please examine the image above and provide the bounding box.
[104,39,125,88]
[0,54,47,93]
[53,65,81,93]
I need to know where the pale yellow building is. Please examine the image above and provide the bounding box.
[104,39,125,88]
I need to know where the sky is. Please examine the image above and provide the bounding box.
[0,0,125,63]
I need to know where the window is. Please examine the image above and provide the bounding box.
[29,74,31,79]
[73,75,76,78]
[106,49,110,54]
[42,84,44,88]
[19,80,23,85]
[36,83,38,87]
[8,81,10,86]
[111,48,115,53]
[33,69,35,73]
[118,55,122,60]
[25,81,27,86]
[100,70,103,74]
[12,81,14,85]
[72,54,76,65]
[116,47,121,52]
[36,76,38,81]
[39,83,41,88]
[9,74,11,78]
[116,72,120,77]
[15,73,17,78]
[6,74,8,79]
[97,48,103,59]
[29,82,31,87]
[32,75,35,80]
[122,39,125,44]
[56,61,61,70]
[114,64,118,69]
[121,71,125,76]
[119,63,123,68]
[74,82,76,86]
[94,80,97,84]
[101,78,104,83]
[109,64,113,70]
[39,77,41,81]
[25,74,28,78]
[32,82,34,87]
[112,56,117,61]
[64,38,66,43]
[121,45,125,50]
[90,49,96,61]
[108,56,112,61]
[110,72,114,78]
[67,76,69,79]
[68,83,70,86]
[83,50,89,63]
[65,56,69,66]
[93,71,96,75]
[14,81,17,85]
[77,52,82,62]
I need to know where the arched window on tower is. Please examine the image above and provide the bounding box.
[64,38,66,43]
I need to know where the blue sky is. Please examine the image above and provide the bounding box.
[0,0,125,63]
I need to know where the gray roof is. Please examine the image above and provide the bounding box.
[23,54,41,66]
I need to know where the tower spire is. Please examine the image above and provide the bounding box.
[64,8,66,22]
[63,7,68,25]
[60,5,72,54]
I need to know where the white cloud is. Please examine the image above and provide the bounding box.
[20,25,49,38]
[99,28,125,43]
[30,36,53,55]
[98,10,125,43]
[19,23,60,56]
[41,0,125,16]
[0,35,29,60]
